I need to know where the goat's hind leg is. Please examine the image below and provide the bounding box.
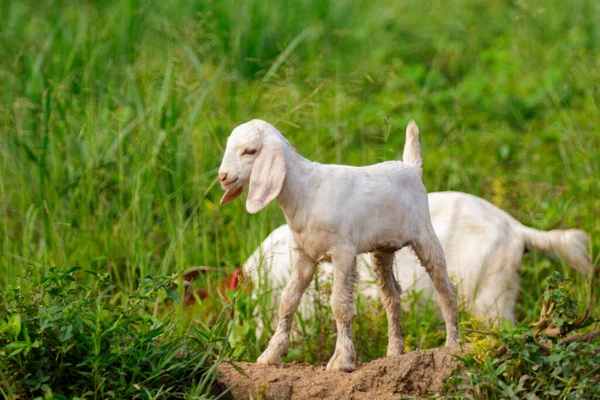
[412,229,459,346]
[257,250,317,365]
[327,249,358,372]
[370,250,404,356]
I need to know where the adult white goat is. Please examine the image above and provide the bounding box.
[243,192,592,327]
[218,119,458,372]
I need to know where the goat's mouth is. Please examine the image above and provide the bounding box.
[220,176,239,189]
[220,184,245,205]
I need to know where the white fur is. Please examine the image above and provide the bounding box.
[219,119,459,372]
[244,191,592,327]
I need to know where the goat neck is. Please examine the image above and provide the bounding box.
[276,146,319,232]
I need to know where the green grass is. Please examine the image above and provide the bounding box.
[450,272,600,399]
[0,267,233,399]
[1,0,599,397]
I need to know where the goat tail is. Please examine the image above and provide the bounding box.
[520,226,592,276]
[403,120,423,177]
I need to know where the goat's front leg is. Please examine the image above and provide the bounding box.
[326,249,358,372]
[257,249,317,366]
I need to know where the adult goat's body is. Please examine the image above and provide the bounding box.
[243,192,592,327]
[218,120,458,372]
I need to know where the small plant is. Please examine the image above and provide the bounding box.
[529,272,596,337]
[0,267,231,399]
[449,272,599,399]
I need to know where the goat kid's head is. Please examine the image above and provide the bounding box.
[218,119,287,213]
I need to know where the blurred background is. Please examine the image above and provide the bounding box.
[0,0,599,395]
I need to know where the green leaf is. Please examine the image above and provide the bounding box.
[59,325,73,342]
[545,353,563,363]
[0,313,21,340]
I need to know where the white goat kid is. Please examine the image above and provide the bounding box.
[218,119,458,372]
[243,192,592,326]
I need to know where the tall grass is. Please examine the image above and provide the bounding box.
[0,0,599,390]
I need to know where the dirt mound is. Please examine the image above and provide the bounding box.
[217,344,467,399]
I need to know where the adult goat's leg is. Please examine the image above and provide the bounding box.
[257,250,317,365]
[326,250,358,372]
[370,250,404,356]
[412,228,459,345]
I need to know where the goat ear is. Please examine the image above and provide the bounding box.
[246,139,286,214]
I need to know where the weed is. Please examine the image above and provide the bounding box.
[0,267,231,399]
[449,273,600,399]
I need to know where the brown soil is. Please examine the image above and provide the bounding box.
[217,344,467,400]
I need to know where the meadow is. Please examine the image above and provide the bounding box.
[1,0,599,398]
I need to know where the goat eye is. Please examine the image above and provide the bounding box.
[243,149,257,156]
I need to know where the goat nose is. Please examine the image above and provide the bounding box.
[219,171,228,182]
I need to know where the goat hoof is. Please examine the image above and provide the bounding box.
[386,346,405,357]
[326,353,355,372]
[257,350,283,366]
